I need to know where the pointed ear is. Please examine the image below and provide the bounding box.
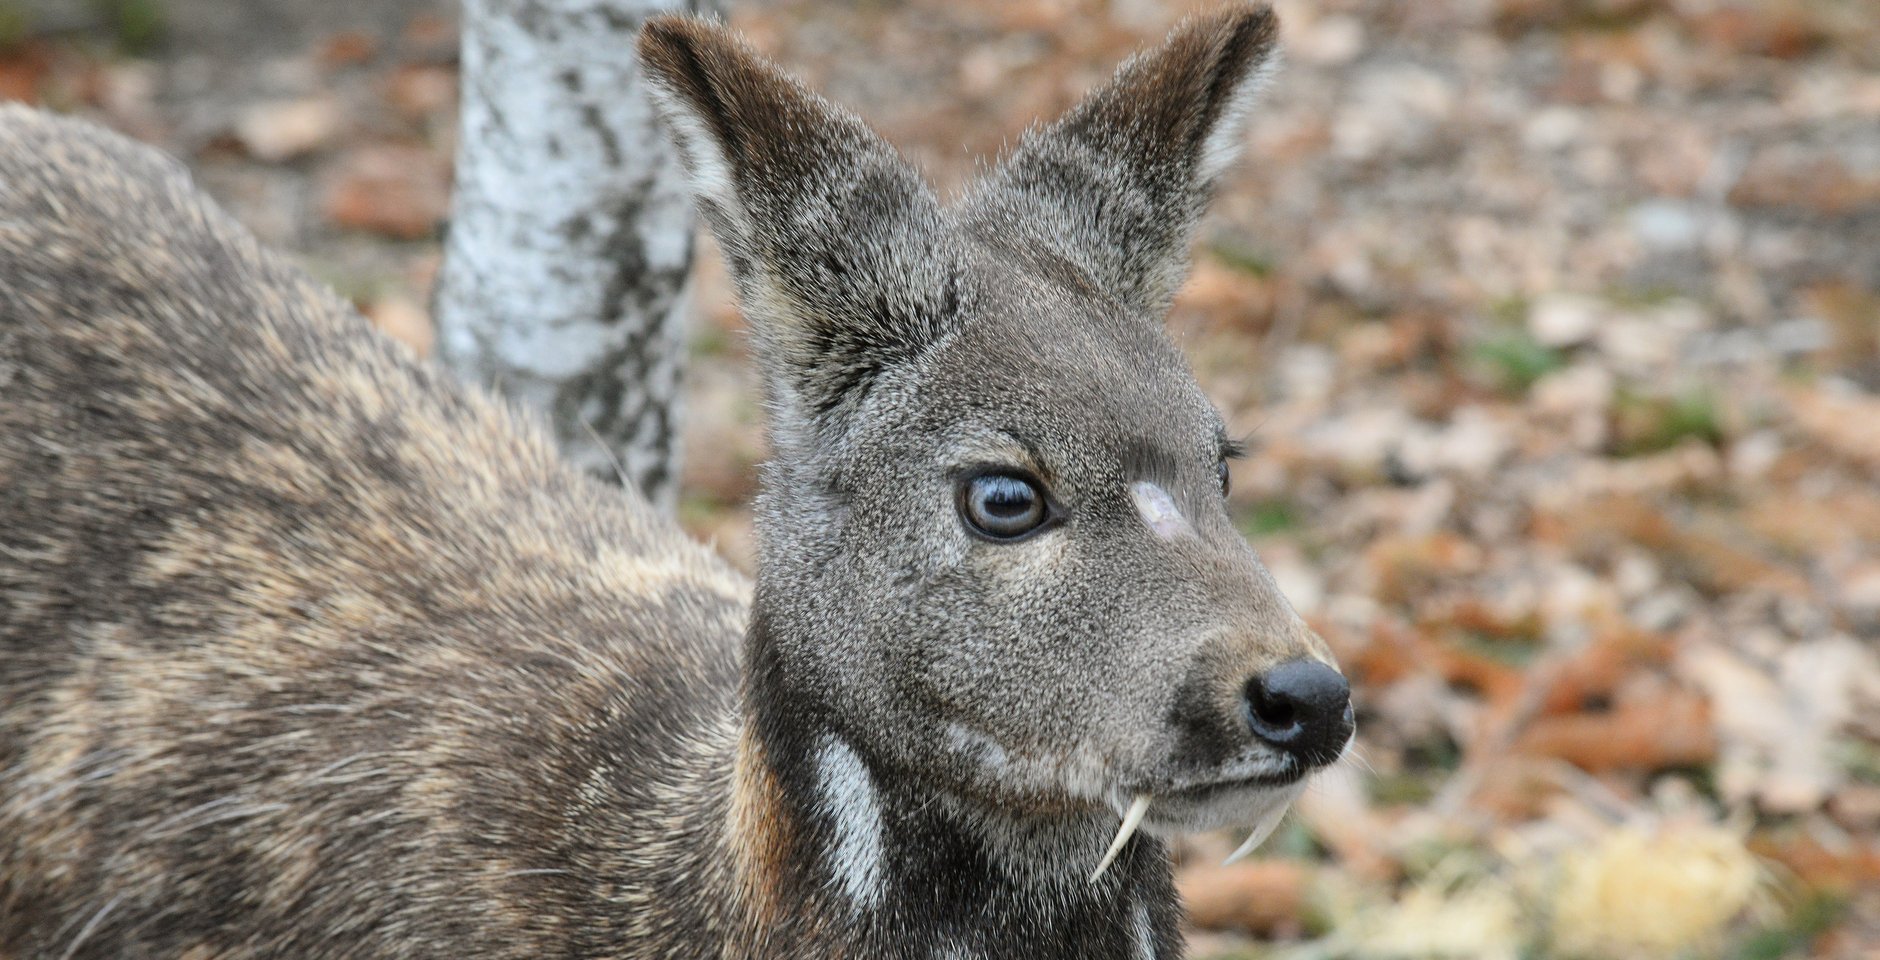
[963,4,1280,316]
[638,18,959,425]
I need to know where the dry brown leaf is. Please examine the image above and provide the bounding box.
[1365,532,1484,607]
[385,65,457,120]
[1788,387,1880,472]
[1516,691,1716,772]
[0,44,52,104]
[1536,626,1672,717]
[1686,638,1879,812]
[318,30,379,69]
[1177,860,1311,936]
[365,295,433,357]
[320,144,449,240]
[1748,833,1880,893]
[236,97,343,162]
[1730,154,1880,217]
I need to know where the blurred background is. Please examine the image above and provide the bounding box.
[3,0,1876,956]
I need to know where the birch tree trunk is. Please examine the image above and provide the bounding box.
[436,0,715,512]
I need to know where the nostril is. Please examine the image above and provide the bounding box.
[1246,676,1302,739]
[1243,659,1353,765]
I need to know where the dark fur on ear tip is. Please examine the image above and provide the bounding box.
[1187,3,1281,62]
[635,12,958,429]
[957,3,1282,318]
[1069,1,1280,178]
[636,15,875,195]
[636,15,741,86]
[1189,4,1282,145]
[637,17,744,151]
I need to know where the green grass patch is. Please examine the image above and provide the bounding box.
[1190,947,1277,960]
[677,490,737,531]
[1269,818,1330,861]
[1733,892,1845,960]
[1368,769,1440,806]
[302,260,392,307]
[1604,283,1685,309]
[1487,295,1530,328]
[0,3,31,48]
[1453,628,1543,668]
[1831,739,1880,785]
[91,0,165,53]
[1403,731,1465,774]
[1207,240,1277,279]
[1611,386,1724,456]
[691,325,732,359]
[1236,500,1300,538]
[1470,329,1565,394]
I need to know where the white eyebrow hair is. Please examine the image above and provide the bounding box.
[942,429,1045,473]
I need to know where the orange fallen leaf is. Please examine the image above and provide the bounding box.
[365,296,433,357]
[319,30,378,69]
[385,64,457,119]
[1177,859,1312,936]
[1748,833,1880,893]
[321,144,450,240]
[0,44,51,104]
[1516,691,1716,772]
[1429,641,1525,705]
[1537,626,1672,717]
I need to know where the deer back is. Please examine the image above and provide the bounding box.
[0,104,748,958]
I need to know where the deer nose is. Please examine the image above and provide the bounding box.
[1243,659,1352,767]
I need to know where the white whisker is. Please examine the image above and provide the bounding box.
[1339,738,1375,775]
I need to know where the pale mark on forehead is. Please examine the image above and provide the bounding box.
[1130,481,1192,540]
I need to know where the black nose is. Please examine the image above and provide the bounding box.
[1244,659,1353,767]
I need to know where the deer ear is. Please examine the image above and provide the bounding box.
[963,4,1280,316]
[638,18,959,428]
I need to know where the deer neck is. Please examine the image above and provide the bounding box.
[711,609,1184,959]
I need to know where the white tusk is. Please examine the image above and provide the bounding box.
[1088,793,1152,883]
[1222,801,1290,866]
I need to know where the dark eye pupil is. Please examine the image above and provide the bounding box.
[1217,459,1231,495]
[962,474,1048,539]
[979,478,1032,516]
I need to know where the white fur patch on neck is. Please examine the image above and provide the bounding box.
[1130,481,1192,540]
[1132,900,1157,959]
[815,736,886,911]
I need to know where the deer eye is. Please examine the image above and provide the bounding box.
[1216,458,1232,496]
[959,473,1051,541]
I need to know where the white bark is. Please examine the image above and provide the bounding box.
[437,0,715,511]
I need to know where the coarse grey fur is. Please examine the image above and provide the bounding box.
[0,5,1346,958]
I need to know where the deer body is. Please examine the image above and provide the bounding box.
[1,7,1350,958]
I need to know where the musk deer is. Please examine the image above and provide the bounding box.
[0,5,1352,957]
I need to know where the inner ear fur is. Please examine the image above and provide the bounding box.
[639,17,961,425]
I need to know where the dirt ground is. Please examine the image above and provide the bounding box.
[4,0,1877,956]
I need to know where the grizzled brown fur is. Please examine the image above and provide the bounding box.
[3,6,1346,958]
[0,106,752,957]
